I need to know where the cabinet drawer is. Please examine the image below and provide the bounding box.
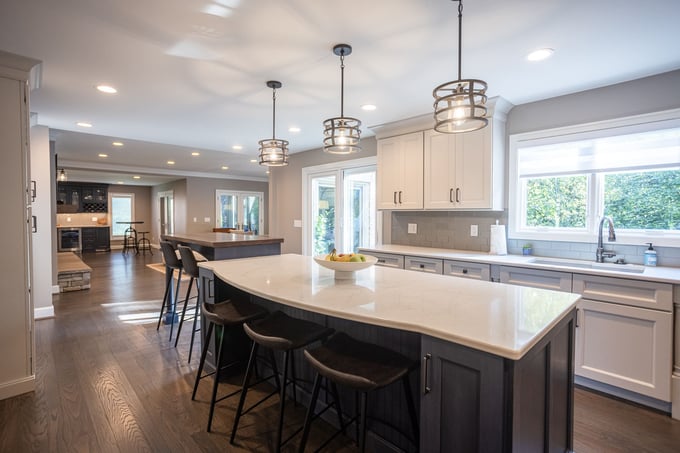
[500,266,572,292]
[367,252,404,269]
[572,275,672,312]
[404,256,443,274]
[443,260,490,280]
[576,299,672,401]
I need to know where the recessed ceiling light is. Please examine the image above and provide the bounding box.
[167,160,175,165]
[191,151,200,156]
[133,176,141,179]
[98,153,108,158]
[116,181,124,184]
[232,145,243,150]
[76,122,92,128]
[112,141,124,147]
[288,126,301,133]
[250,159,258,163]
[361,104,377,111]
[527,48,554,62]
[96,85,117,94]
[221,166,229,170]
[266,170,271,174]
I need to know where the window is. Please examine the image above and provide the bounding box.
[509,111,680,246]
[303,157,377,256]
[110,193,134,237]
[215,190,264,234]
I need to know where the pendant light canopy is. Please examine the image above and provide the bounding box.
[258,80,289,166]
[323,44,361,154]
[433,0,488,133]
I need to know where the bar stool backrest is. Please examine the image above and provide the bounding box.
[160,241,182,270]
[178,245,200,278]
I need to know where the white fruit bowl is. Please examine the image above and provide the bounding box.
[314,254,378,279]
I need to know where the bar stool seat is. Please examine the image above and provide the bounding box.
[192,299,268,432]
[299,332,419,452]
[231,311,334,452]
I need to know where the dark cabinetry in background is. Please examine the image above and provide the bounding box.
[81,227,110,252]
[57,182,108,213]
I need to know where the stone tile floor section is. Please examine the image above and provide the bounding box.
[57,252,91,292]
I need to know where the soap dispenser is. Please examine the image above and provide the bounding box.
[643,243,657,266]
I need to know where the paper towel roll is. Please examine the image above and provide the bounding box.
[489,224,507,255]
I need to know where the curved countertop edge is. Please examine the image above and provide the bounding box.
[161,232,284,248]
[200,254,580,361]
[359,244,680,284]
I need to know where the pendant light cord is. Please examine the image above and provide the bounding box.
[271,86,277,139]
[457,0,463,81]
[340,51,345,118]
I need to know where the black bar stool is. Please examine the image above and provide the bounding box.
[174,245,203,362]
[137,231,152,255]
[298,332,419,453]
[156,241,183,341]
[122,226,138,254]
[192,299,268,432]
[230,311,334,452]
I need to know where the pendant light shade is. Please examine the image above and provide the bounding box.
[58,168,68,182]
[323,44,361,154]
[433,0,488,133]
[259,80,289,166]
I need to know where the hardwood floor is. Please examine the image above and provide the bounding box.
[0,251,679,452]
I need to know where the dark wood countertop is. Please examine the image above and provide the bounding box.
[161,232,284,248]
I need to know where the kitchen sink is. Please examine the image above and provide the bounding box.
[529,258,645,274]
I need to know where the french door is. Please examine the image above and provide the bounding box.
[304,157,377,256]
[215,190,263,234]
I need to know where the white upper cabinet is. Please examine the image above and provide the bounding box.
[377,131,423,210]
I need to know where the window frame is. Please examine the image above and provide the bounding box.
[214,190,264,233]
[508,108,680,247]
[109,193,135,239]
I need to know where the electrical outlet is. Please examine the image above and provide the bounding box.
[470,225,478,237]
[408,223,417,234]
[193,217,197,222]
[204,217,210,223]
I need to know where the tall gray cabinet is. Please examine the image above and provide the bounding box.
[0,50,40,400]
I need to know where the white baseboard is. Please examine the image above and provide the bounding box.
[672,374,679,420]
[0,375,35,401]
[35,305,55,319]
[51,284,60,294]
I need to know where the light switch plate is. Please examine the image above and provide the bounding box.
[293,219,302,228]
[204,217,210,222]
[408,223,417,234]
[470,225,478,237]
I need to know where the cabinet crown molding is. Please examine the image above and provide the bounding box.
[370,96,513,139]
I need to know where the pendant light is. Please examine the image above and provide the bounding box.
[58,168,67,182]
[258,80,289,166]
[323,44,361,154]
[433,0,488,133]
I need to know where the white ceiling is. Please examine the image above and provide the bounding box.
[2,0,679,183]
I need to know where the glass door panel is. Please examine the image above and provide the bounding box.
[242,195,261,234]
[344,169,376,251]
[311,175,337,256]
[217,193,237,228]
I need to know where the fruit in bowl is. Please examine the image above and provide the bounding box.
[314,250,378,278]
[324,248,367,262]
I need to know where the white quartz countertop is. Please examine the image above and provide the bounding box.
[200,254,580,360]
[359,244,680,284]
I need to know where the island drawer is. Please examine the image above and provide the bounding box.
[367,251,404,269]
[404,255,443,274]
[443,260,490,280]
[572,274,672,312]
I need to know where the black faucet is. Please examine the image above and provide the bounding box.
[596,216,616,263]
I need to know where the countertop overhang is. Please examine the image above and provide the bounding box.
[161,232,284,248]
[200,254,580,360]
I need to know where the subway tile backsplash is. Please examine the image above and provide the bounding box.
[390,211,680,267]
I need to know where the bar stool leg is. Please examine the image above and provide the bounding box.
[156,275,172,330]
[275,350,290,453]
[188,290,201,363]
[174,276,195,348]
[168,268,183,342]
[298,372,322,453]
[290,351,298,406]
[329,381,345,435]
[192,321,214,400]
[207,325,225,432]
[231,341,260,444]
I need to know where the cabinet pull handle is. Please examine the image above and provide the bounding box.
[398,191,402,204]
[31,215,37,233]
[422,353,431,394]
[456,188,461,202]
[449,188,453,203]
[377,259,385,263]
[575,308,579,328]
[31,180,36,202]
[393,191,397,204]
[462,268,468,274]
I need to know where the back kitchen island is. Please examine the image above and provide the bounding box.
[199,254,580,452]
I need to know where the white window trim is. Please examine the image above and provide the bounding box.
[302,156,378,256]
[509,108,680,247]
[215,190,264,232]
[108,192,135,239]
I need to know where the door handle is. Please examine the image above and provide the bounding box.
[449,188,453,203]
[31,215,37,233]
[393,191,397,204]
[456,188,461,203]
[422,353,432,394]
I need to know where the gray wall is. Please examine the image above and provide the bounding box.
[389,69,680,265]
[269,136,378,254]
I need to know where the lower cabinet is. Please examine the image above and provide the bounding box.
[421,310,576,452]
[81,227,110,252]
[444,259,490,280]
[404,255,442,274]
[362,250,404,269]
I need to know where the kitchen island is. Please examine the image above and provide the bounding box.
[161,232,283,261]
[199,254,580,452]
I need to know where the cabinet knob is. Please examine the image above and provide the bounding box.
[462,268,468,274]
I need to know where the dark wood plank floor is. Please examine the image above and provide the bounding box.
[1,251,679,452]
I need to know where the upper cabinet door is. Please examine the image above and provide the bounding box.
[377,131,423,210]
[424,130,456,209]
[455,126,492,209]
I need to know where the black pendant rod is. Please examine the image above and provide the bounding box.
[457,0,463,81]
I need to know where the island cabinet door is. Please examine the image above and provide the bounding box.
[420,336,505,452]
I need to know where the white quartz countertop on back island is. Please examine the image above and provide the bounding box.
[200,254,580,361]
